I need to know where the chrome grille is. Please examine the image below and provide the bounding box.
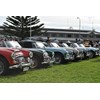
[15,57,25,63]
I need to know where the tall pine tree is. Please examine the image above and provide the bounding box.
[3,16,44,39]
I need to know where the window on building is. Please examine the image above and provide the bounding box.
[82,34,87,38]
[74,34,79,38]
[51,33,57,37]
[56,34,59,37]
[67,34,72,37]
[96,35,100,38]
[59,33,65,37]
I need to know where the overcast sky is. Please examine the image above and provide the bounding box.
[0,16,100,32]
[38,16,100,31]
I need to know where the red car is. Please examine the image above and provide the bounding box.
[0,47,33,75]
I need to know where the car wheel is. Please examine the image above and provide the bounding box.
[54,54,64,64]
[89,51,95,58]
[72,54,76,61]
[30,57,41,69]
[82,52,87,59]
[81,52,85,59]
[0,57,9,75]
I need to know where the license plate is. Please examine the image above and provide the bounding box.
[23,67,29,71]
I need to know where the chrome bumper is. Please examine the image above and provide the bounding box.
[9,62,31,71]
[69,55,74,60]
[76,53,83,58]
[86,52,90,57]
[65,54,71,60]
[42,57,55,64]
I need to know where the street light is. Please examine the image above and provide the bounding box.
[30,17,32,38]
[77,17,81,38]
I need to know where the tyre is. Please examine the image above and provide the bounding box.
[72,54,76,61]
[30,56,41,69]
[89,51,95,58]
[81,52,85,59]
[54,54,64,64]
[0,57,9,75]
[82,52,87,59]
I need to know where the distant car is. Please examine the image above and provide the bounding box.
[44,42,75,61]
[78,44,99,58]
[45,42,84,60]
[68,43,90,59]
[0,47,32,75]
[1,40,54,68]
[57,42,84,60]
[20,40,71,64]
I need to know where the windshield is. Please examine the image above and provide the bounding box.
[62,43,69,47]
[51,43,60,48]
[5,41,22,48]
[73,43,80,48]
[79,44,85,47]
[36,42,46,48]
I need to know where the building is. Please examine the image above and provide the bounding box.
[40,28,100,42]
[1,25,100,42]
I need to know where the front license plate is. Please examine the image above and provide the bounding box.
[23,67,29,71]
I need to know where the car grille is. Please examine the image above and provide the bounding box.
[15,57,26,63]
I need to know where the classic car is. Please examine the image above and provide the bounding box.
[56,42,84,60]
[44,42,75,60]
[1,40,55,68]
[20,40,71,64]
[78,44,99,58]
[0,47,32,75]
[68,43,91,59]
[45,42,84,60]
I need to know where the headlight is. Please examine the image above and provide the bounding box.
[52,52,55,57]
[11,52,16,60]
[65,51,70,55]
[29,52,33,58]
[66,51,69,54]
[43,52,49,57]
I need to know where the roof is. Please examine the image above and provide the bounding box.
[42,28,100,35]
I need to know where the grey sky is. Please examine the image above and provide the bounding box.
[0,16,100,32]
[0,16,6,25]
[39,16,100,31]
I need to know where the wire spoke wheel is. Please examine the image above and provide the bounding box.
[55,55,62,64]
[89,51,94,58]
[30,57,41,69]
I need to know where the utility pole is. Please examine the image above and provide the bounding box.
[77,17,81,39]
[30,17,32,38]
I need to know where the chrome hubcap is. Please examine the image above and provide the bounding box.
[31,58,38,68]
[55,56,61,64]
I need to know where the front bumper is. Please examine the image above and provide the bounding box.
[65,54,71,60]
[42,57,55,64]
[9,57,32,71]
[76,52,84,58]
[9,62,31,71]
[69,55,75,60]
[76,54,82,58]
[86,51,90,57]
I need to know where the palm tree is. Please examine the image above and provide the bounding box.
[3,16,44,39]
